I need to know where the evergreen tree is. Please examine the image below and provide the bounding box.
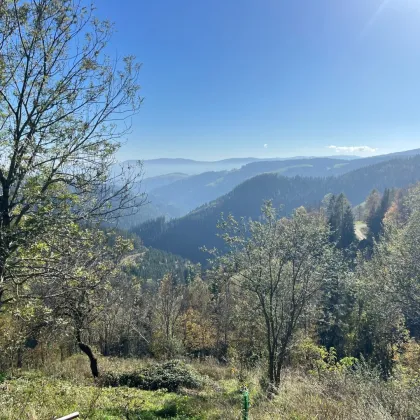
[367,188,391,241]
[318,256,355,358]
[365,189,382,222]
[340,205,356,249]
[327,194,338,243]
[326,193,356,250]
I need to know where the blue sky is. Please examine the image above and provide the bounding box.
[95,0,420,160]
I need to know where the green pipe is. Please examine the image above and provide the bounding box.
[242,387,249,420]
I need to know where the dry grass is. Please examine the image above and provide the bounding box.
[253,368,420,420]
[1,355,420,419]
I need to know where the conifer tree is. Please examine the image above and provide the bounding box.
[367,188,391,241]
[326,193,356,250]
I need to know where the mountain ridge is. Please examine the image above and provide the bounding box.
[134,154,420,263]
[147,148,420,216]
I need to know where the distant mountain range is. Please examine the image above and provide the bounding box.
[141,155,361,165]
[120,150,420,181]
[148,158,347,215]
[141,173,189,193]
[122,155,362,178]
[120,148,420,225]
[134,154,420,263]
[146,148,420,217]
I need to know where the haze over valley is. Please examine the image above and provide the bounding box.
[123,148,420,227]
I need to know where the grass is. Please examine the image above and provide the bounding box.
[0,376,202,419]
[1,355,420,419]
[0,356,242,419]
[256,368,420,420]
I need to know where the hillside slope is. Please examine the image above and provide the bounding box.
[142,173,189,193]
[149,149,420,215]
[149,158,347,214]
[134,155,420,263]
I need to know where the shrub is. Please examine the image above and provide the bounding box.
[101,360,204,392]
[155,400,178,417]
[291,337,358,376]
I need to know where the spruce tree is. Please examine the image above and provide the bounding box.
[327,194,338,243]
[340,206,356,249]
[367,189,392,241]
[365,189,382,221]
[327,193,355,250]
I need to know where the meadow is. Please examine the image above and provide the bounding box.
[2,352,420,420]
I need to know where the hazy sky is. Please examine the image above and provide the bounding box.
[95,0,420,160]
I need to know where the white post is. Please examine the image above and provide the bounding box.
[55,412,80,420]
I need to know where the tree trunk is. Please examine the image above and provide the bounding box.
[60,344,65,362]
[275,359,282,388]
[78,341,99,378]
[267,347,284,397]
[16,347,23,369]
[0,257,7,312]
[268,351,275,386]
[0,183,10,309]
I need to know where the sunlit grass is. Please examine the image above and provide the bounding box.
[1,355,420,419]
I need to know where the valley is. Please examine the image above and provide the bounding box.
[3,1,420,419]
[136,148,420,220]
[134,152,420,263]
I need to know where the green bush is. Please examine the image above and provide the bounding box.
[101,360,204,392]
[155,400,178,417]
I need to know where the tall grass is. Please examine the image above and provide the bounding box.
[255,368,420,419]
[1,355,420,419]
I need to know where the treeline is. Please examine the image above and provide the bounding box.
[2,182,419,390]
[134,155,420,263]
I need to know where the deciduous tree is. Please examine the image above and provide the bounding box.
[213,202,336,390]
[0,0,143,310]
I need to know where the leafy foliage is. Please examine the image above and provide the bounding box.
[210,202,337,388]
[1,7,420,406]
[101,360,204,392]
[0,0,143,310]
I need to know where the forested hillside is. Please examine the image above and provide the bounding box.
[148,149,420,216]
[126,245,195,284]
[149,158,346,214]
[142,173,190,193]
[116,198,182,229]
[136,155,420,262]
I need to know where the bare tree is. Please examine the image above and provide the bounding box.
[214,203,336,391]
[154,273,184,357]
[33,226,133,377]
[0,0,144,310]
